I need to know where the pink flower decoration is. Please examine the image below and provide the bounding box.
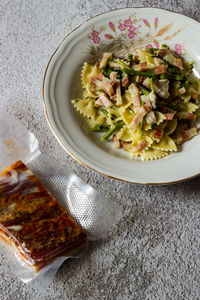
[91,30,99,37]
[104,34,113,39]
[139,25,142,28]
[128,31,135,39]
[92,36,100,44]
[143,19,150,27]
[154,41,160,48]
[109,22,115,30]
[175,44,182,55]
[118,23,126,31]
[124,19,133,27]
[128,25,136,32]
[154,17,158,29]
[146,44,153,50]
[175,43,182,50]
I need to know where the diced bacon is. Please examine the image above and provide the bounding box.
[122,74,129,87]
[153,129,163,138]
[176,58,183,70]
[130,107,148,129]
[120,141,128,149]
[110,72,118,81]
[177,127,198,144]
[96,97,104,106]
[99,92,112,108]
[116,82,122,106]
[97,73,104,81]
[154,65,167,75]
[145,111,157,124]
[164,113,174,120]
[154,57,165,66]
[192,92,198,100]
[141,95,152,110]
[88,77,98,84]
[109,61,122,69]
[132,62,147,71]
[161,106,167,113]
[143,78,169,99]
[177,112,196,121]
[100,52,112,68]
[129,83,141,112]
[157,49,167,58]
[113,135,120,148]
[101,81,115,96]
[136,140,147,152]
[110,94,117,101]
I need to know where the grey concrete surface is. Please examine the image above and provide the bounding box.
[0,0,200,299]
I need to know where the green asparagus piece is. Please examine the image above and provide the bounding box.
[160,73,186,81]
[100,120,125,142]
[149,77,154,92]
[91,125,110,132]
[122,68,156,77]
[139,86,151,95]
[98,108,109,116]
[117,60,132,71]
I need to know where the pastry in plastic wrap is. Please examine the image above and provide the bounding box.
[0,160,88,272]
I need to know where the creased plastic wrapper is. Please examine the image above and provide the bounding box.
[0,109,122,294]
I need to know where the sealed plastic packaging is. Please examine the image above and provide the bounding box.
[0,109,122,293]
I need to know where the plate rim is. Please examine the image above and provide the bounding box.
[42,6,200,185]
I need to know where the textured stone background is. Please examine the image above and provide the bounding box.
[0,0,200,299]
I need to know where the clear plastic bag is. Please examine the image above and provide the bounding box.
[0,109,122,294]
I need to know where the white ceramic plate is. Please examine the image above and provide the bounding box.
[43,7,200,184]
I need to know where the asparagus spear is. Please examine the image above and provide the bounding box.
[91,125,110,132]
[122,68,156,77]
[139,86,151,95]
[100,120,125,141]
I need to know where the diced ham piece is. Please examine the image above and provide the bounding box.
[110,94,117,101]
[164,113,174,120]
[157,49,167,58]
[108,61,122,69]
[176,58,183,70]
[120,141,128,149]
[97,73,104,81]
[130,106,149,129]
[192,92,198,100]
[154,65,167,75]
[145,111,157,124]
[129,83,141,112]
[141,95,152,110]
[153,129,163,139]
[176,127,198,144]
[122,74,129,87]
[100,52,112,68]
[177,112,196,121]
[162,48,183,70]
[143,78,170,99]
[132,62,147,71]
[154,57,165,66]
[136,140,147,152]
[110,72,118,81]
[96,97,104,107]
[101,81,115,96]
[98,92,112,108]
[116,82,122,106]
[88,77,98,84]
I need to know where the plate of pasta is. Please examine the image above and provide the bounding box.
[43,7,200,184]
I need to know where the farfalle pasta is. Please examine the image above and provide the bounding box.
[72,45,200,160]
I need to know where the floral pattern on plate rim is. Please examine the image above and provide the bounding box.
[85,14,184,58]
